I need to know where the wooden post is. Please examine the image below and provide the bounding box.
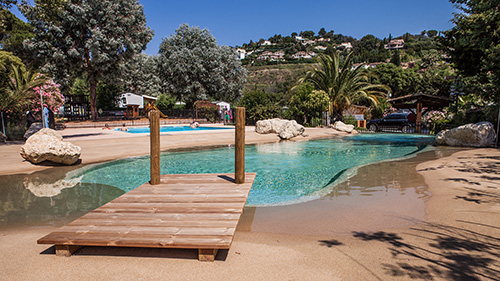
[416,100,422,134]
[55,245,81,257]
[198,249,218,262]
[150,110,160,185]
[235,107,245,184]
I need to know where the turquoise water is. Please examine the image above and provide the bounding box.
[69,134,435,206]
[118,125,232,134]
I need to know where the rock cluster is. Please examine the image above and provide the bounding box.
[20,128,81,165]
[332,121,355,133]
[0,132,6,143]
[436,121,496,147]
[255,118,308,140]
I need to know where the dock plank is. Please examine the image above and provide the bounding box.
[38,173,255,257]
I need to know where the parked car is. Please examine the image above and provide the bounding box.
[367,113,416,133]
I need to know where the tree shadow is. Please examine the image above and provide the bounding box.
[455,188,500,204]
[318,239,343,248]
[445,178,481,185]
[351,222,500,280]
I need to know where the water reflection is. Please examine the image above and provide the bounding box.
[0,167,124,229]
[23,171,83,198]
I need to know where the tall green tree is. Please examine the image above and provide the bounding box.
[20,0,153,120]
[238,89,281,125]
[298,50,389,121]
[0,9,33,62]
[288,83,329,126]
[122,53,161,97]
[371,63,421,97]
[441,0,500,101]
[158,24,247,107]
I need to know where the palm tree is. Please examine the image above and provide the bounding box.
[298,49,390,121]
[0,65,48,113]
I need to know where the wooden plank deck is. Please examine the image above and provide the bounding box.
[38,173,256,261]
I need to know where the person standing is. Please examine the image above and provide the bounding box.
[43,105,49,128]
[26,111,35,129]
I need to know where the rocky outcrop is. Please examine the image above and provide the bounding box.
[20,128,81,165]
[0,132,6,143]
[332,121,355,133]
[24,122,43,139]
[255,118,307,140]
[436,121,496,147]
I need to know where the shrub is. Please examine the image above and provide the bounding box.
[343,115,357,126]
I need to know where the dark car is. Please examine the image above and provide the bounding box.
[367,113,415,133]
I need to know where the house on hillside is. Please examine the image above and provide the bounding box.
[350,62,384,70]
[384,39,405,50]
[257,51,285,61]
[292,51,317,59]
[236,48,246,60]
[315,45,327,51]
[339,42,353,49]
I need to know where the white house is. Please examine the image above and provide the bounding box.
[117,93,157,109]
[339,42,353,49]
[236,48,246,60]
[213,101,230,113]
[385,39,405,50]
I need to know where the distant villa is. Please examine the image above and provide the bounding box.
[385,39,405,50]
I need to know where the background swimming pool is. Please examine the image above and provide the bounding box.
[72,134,435,206]
[118,125,232,134]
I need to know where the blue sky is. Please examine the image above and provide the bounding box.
[10,0,458,55]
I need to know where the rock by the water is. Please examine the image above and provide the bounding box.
[20,128,81,165]
[0,132,6,143]
[332,121,355,133]
[24,122,43,139]
[436,121,496,147]
[255,118,307,140]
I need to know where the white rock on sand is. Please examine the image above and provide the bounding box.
[435,121,496,147]
[255,118,307,140]
[332,121,355,133]
[20,128,81,165]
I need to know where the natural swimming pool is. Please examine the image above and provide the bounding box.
[118,125,233,134]
[0,133,436,228]
[67,133,435,205]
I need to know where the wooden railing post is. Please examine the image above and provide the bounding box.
[150,110,160,185]
[235,107,245,184]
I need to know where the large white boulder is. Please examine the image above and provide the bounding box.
[255,118,307,140]
[20,128,81,165]
[436,121,496,147]
[332,121,355,133]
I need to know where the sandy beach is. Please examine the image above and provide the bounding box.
[0,125,498,280]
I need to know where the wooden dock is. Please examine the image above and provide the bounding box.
[38,173,256,261]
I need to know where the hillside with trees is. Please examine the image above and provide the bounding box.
[0,0,498,138]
